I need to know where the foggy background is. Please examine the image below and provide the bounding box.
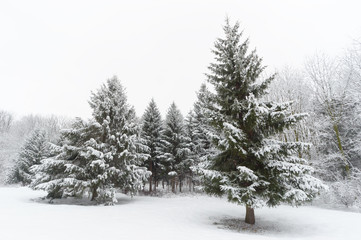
[1,0,360,118]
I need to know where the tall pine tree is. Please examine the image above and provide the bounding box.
[187,84,216,160]
[31,77,150,204]
[88,76,150,197]
[141,99,163,193]
[186,84,218,190]
[199,20,325,224]
[160,102,191,193]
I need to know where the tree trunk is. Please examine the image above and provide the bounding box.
[154,168,157,192]
[189,177,192,192]
[91,187,98,201]
[245,205,255,224]
[149,161,153,193]
[149,176,152,193]
[172,177,176,193]
[333,124,349,173]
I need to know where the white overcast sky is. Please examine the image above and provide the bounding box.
[0,0,360,119]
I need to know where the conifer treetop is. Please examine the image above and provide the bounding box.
[89,76,132,131]
[208,19,274,103]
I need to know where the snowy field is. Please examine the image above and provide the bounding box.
[0,187,360,240]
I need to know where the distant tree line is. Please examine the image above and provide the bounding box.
[266,46,361,207]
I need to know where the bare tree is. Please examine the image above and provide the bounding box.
[305,54,352,175]
[0,110,13,133]
[11,114,72,142]
[266,67,315,157]
[342,43,361,169]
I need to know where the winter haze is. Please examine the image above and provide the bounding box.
[0,0,360,118]
[1,1,361,240]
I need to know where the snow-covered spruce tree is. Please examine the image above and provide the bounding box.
[184,111,198,190]
[160,102,191,193]
[186,84,215,159]
[199,20,326,224]
[186,84,219,190]
[88,77,150,197]
[7,129,51,185]
[31,77,150,204]
[141,99,163,192]
[31,119,102,199]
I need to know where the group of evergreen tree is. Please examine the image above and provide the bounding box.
[140,100,192,193]
[6,19,326,224]
[11,78,150,204]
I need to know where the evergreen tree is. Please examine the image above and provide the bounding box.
[186,84,219,189]
[141,99,163,192]
[31,77,150,204]
[7,129,51,185]
[31,118,112,200]
[160,102,191,193]
[7,129,52,186]
[198,20,325,224]
[187,84,216,159]
[88,77,150,196]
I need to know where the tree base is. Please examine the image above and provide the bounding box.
[245,206,255,224]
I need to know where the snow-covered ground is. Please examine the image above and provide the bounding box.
[0,187,360,240]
